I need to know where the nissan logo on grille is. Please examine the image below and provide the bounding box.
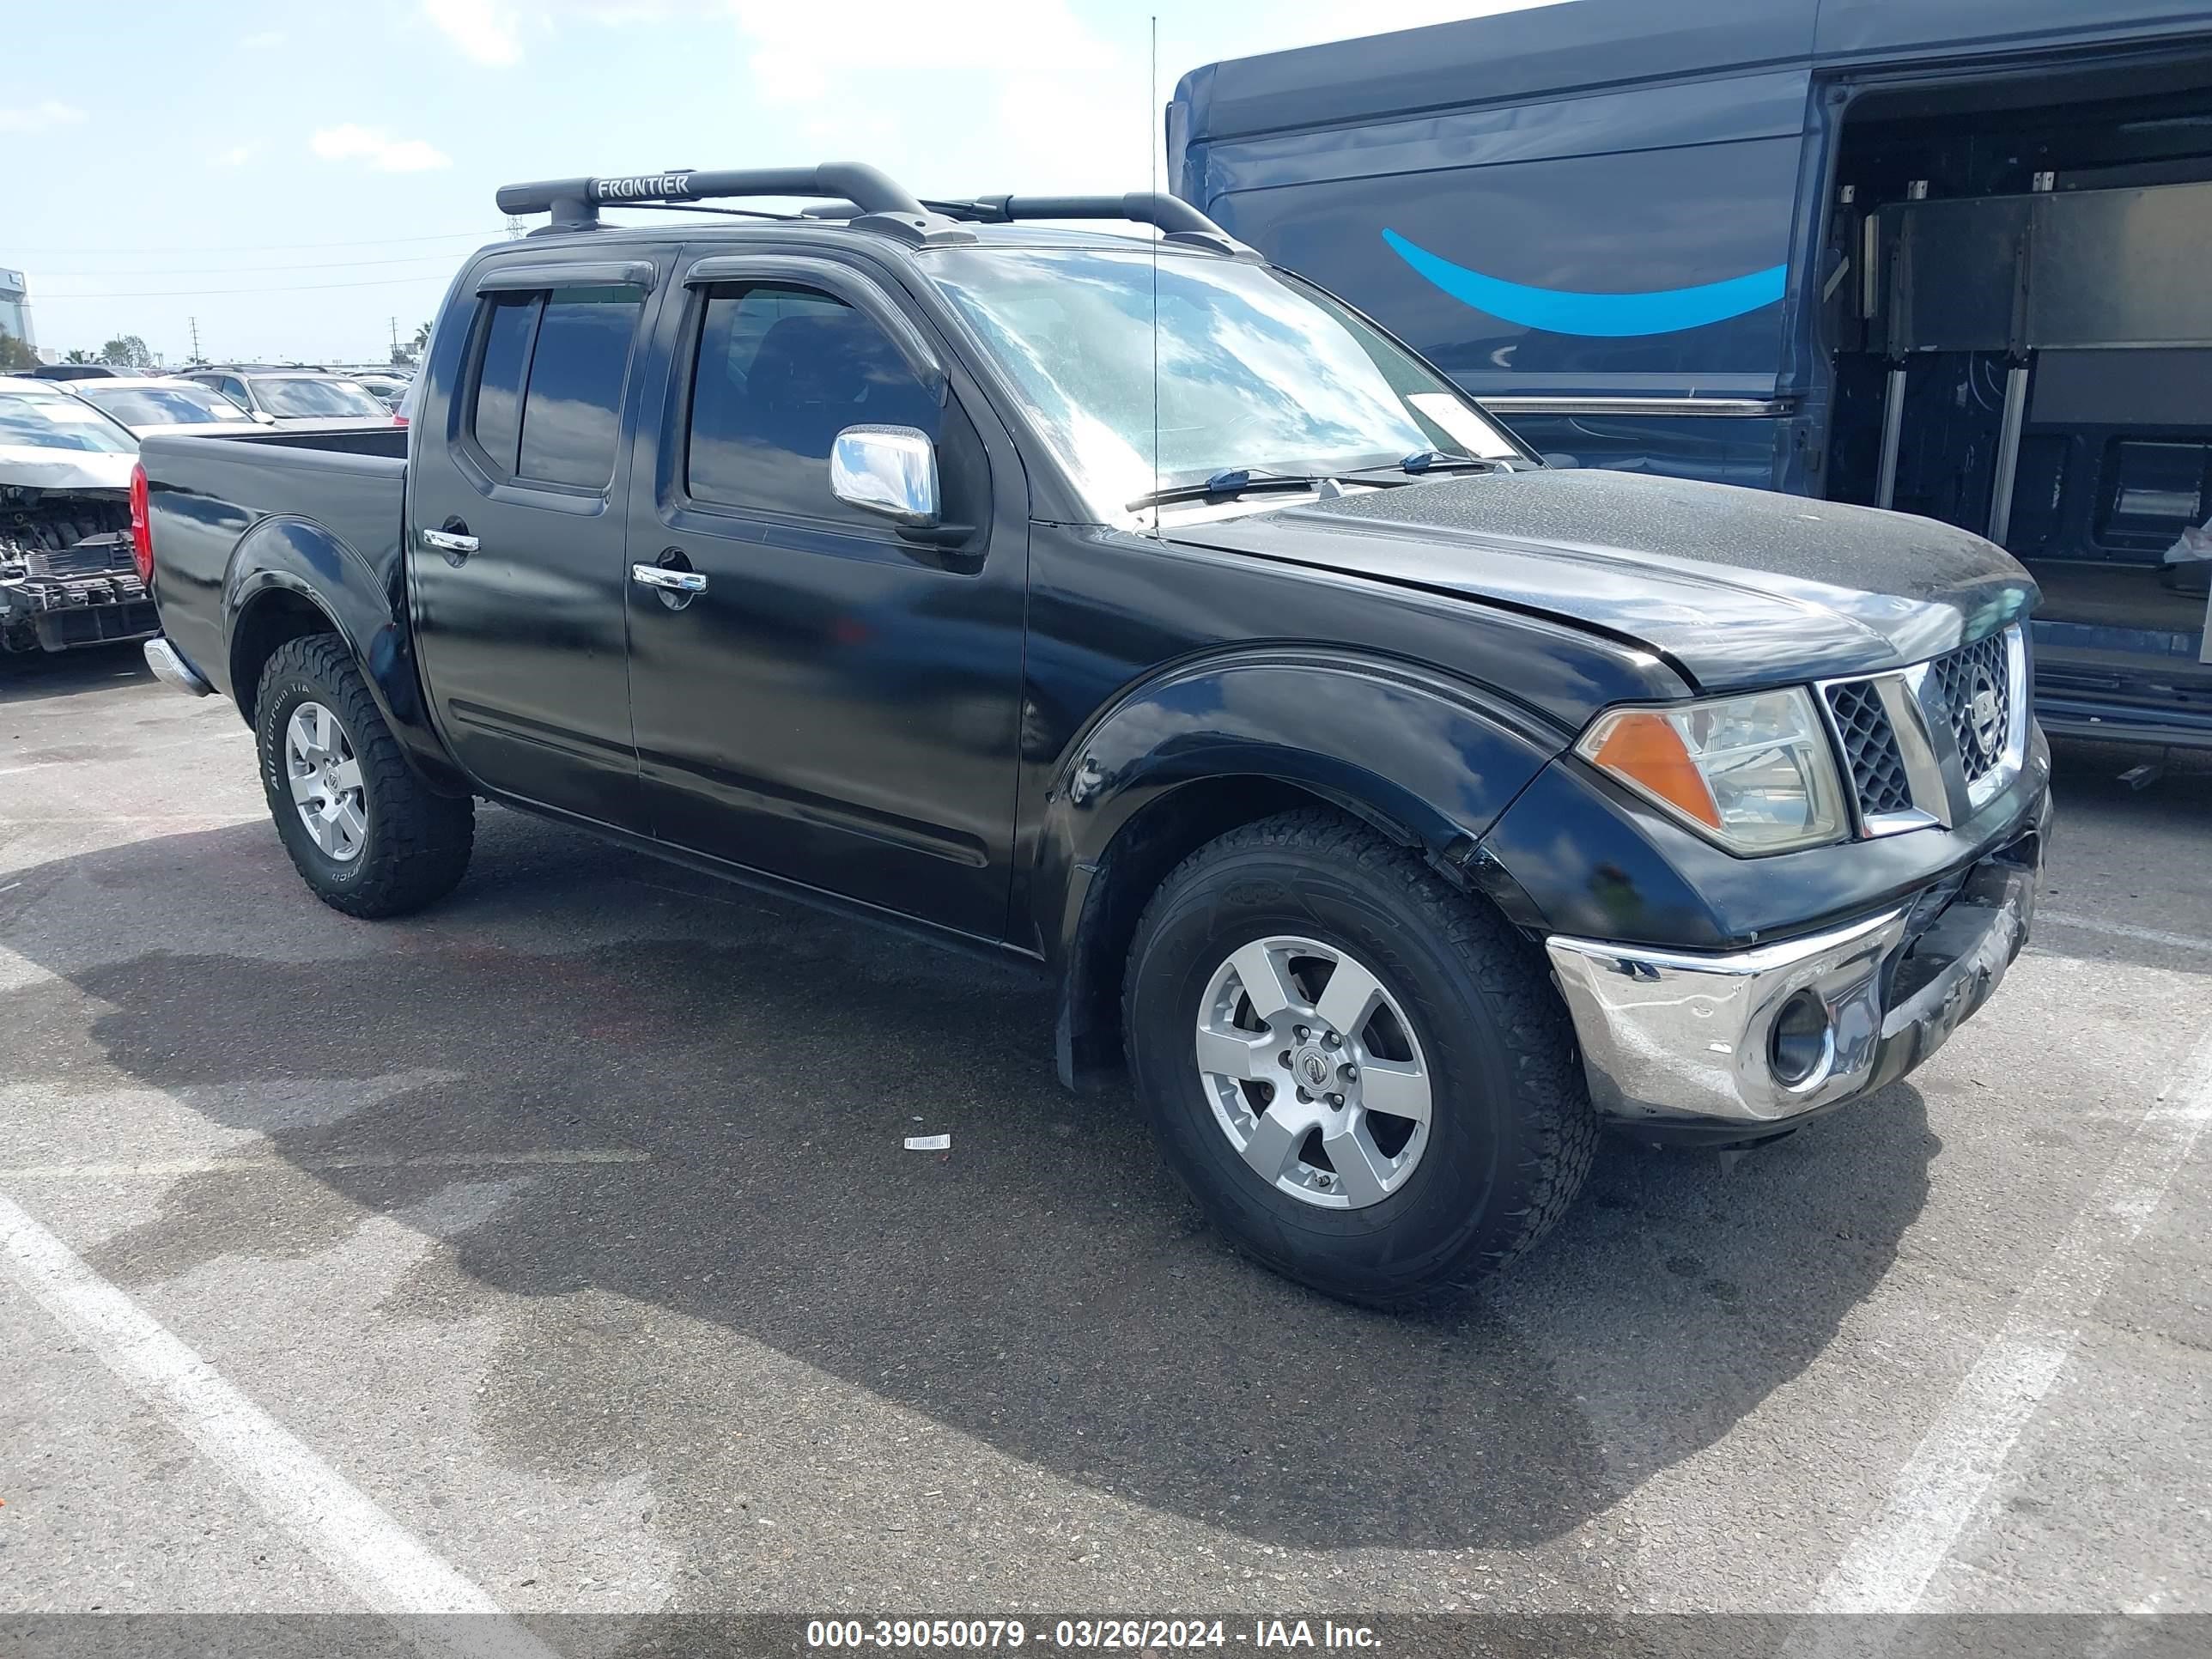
[1967,665,2003,763]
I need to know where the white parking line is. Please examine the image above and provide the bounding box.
[0,1193,562,1659]
[0,1148,650,1179]
[1805,1022,2212,1620]
[0,732,244,779]
[2039,910,2212,956]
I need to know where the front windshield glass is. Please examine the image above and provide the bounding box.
[79,383,252,427]
[0,392,138,453]
[252,377,388,418]
[926,246,1520,520]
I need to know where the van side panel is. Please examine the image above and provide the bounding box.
[1185,79,1813,489]
[1814,0,2212,61]
[1172,0,1815,143]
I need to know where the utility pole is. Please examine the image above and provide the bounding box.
[389,315,399,362]
[188,315,202,362]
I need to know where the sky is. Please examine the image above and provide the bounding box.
[3,1,1550,367]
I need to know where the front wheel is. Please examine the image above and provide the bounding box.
[1123,809,1596,1307]
[254,634,473,918]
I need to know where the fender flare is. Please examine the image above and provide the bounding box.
[222,516,465,793]
[1028,650,1567,1083]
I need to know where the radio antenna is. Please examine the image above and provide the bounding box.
[1149,13,1162,540]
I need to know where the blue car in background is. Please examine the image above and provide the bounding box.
[1171,0,2212,748]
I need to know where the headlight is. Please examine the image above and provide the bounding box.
[1576,687,1846,854]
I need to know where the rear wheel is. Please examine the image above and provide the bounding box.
[1124,808,1596,1307]
[254,635,473,917]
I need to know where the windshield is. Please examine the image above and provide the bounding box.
[926,246,1520,520]
[0,391,138,453]
[252,377,389,419]
[78,383,252,427]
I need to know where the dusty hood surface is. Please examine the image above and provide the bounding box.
[0,444,137,493]
[1176,468,2037,691]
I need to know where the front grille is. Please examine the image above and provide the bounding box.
[1928,631,2013,785]
[1824,678,1914,818]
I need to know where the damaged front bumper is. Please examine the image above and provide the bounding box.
[1,532,157,653]
[1544,828,2042,1139]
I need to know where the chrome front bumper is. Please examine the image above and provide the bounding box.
[1545,844,2038,1129]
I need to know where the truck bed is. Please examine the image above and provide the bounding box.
[138,424,409,703]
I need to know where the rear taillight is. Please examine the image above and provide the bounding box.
[392,410,408,428]
[129,461,154,585]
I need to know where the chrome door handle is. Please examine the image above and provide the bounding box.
[631,563,708,593]
[422,528,479,555]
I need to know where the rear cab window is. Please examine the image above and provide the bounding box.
[465,277,649,491]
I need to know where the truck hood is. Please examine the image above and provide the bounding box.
[1174,469,2037,691]
[0,444,137,493]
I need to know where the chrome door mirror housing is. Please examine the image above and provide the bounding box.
[830,424,939,527]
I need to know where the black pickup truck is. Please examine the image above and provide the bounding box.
[135,164,2050,1306]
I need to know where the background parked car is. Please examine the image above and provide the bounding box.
[22,364,131,381]
[179,367,392,428]
[64,375,265,439]
[0,374,153,656]
[347,372,412,411]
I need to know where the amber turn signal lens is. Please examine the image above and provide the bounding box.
[1585,710,1723,829]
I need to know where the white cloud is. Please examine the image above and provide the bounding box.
[726,0,1146,195]
[420,0,523,65]
[0,100,88,134]
[311,124,453,173]
[240,29,285,49]
[212,142,264,167]
[711,0,1569,204]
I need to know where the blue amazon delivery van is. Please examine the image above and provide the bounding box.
[1170,0,2212,746]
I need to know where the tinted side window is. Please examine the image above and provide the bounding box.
[469,294,537,475]
[517,287,644,488]
[687,284,943,524]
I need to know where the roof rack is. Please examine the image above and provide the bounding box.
[495,164,975,246]
[927,194,1249,256]
[493,165,1249,253]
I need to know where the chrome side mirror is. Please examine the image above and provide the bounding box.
[251,410,277,425]
[830,424,939,528]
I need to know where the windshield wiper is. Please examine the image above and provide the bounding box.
[1126,469,1329,513]
[1351,450,1518,479]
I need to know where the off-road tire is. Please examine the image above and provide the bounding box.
[1124,807,1597,1307]
[254,634,473,917]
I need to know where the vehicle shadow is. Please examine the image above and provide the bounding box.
[1,813,1935,1553]
[0,640,153,705]
[2039,734,2212,975]
[2047,735,2212,809]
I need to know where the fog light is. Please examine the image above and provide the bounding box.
[1768,991,1833,1088]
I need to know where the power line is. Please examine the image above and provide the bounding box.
[9,229,500,255]
[38,274,456,301]
[40,252,477,278]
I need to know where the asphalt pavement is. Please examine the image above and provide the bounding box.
[1,646,2206,1649]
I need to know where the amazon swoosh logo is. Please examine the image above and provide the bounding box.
[1381,228,1786,337]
